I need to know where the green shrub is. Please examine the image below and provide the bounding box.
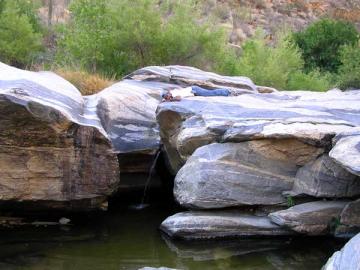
[231,31,304,89]
[337,43,360,89]
[56,0,228,77]
[0,1,42,67]
[287,70,332,92]
[223,30,333,91]
[293,18,359,73]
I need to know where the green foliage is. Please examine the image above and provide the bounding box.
[286,196,295,207]
[56,0,228,77]
[0,1,42,67]
[337,43,360,89]
[56,0,113,73]
[293,18,359,73]
[287,70,333,92]
[222,30,332,91]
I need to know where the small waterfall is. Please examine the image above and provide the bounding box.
[131,149,161,210]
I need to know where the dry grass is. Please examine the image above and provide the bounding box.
[54,69,115,95]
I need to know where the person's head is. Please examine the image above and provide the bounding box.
[162,92,173,101]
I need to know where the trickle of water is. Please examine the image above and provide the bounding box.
[133,149,162,210]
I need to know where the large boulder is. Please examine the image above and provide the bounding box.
[291,154,360,198]
[330,129,360,177]
[269,201,349,235]
[156,89,360,174]
[323,233,360,270]
[160,211,294,240]
[174,142,322,208]
[125,65,257,92]
[0,63,119,210]
[97,66,257,173]
[335,199,360,238]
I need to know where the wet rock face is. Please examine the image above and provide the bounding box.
[174,141,322,208]
[160,211,294,240]
[323,233,360,270]
[269,201,349,235]
[0,63,119,210]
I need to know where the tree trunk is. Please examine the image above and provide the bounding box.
[48,0,53,26]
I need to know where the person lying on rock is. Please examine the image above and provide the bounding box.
[162,85,231,102]
[191,85,230,96]
[161,91,182,102]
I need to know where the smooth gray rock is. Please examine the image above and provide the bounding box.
[126,65,257,92]
[323,233,360,270]
[292,155,360,198]
[174,142,322,208]
[160,211,294,240]
[157,90,360,173]
[330,129,360,177]
[269,201,349,235]
[95,66,257,172]
[335,199,360,238]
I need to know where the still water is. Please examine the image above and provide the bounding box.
[0,202,344,270]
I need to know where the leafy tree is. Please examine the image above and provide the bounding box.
[232,31,304,89]
[56,0,227,76]
[337,43,360,89]
[0,1,42,67]
[225,30,333,91]
[287,70,332,92]
[293,19,359,73]
[56,0,113,73]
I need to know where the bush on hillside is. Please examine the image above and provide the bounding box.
[287,70,333,92]
[0,1,42,67]
[337,43,360,90]
[293,18,359,73]
[223,31,332,91]
[56,0,228,77]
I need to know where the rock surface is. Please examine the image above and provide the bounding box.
[160,211,294,240]
[323,233,360,270]
[335,199,360,238]
[291,154,360,198]
[174,142,320,208]
[157,89,360,174]
[96,65,257,172]
[0,63,259,207]
[0,63,119,209]
[269,201,349,235]
[330,129,360,177]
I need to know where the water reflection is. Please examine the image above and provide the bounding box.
[0,204,345,270]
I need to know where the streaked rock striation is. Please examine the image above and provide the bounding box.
[269,201,349,235]
[99,66,258,172]
[160,211,294,240]
[157,89,360,174]
[174,141,318,208]
[0,63,119,210]
[0,63,258,208]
